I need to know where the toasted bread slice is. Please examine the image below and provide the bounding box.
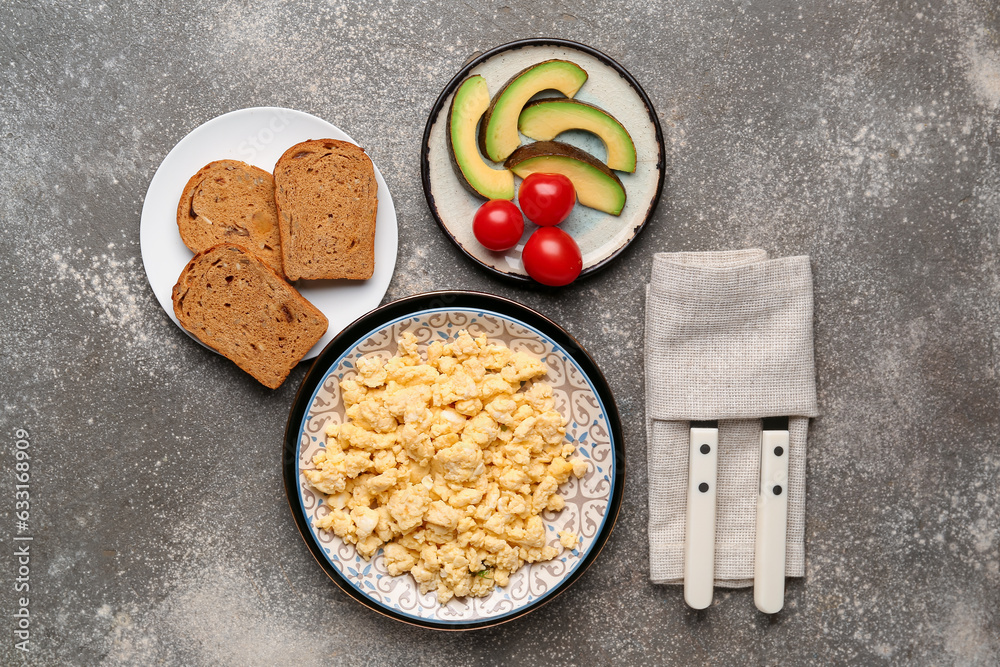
[273,139,378,281]
[172,244,328,389]
[177,160,285,278]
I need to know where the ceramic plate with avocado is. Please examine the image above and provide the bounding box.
[421,38,665,284]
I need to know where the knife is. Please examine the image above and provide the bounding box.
[754,416,790,613]
[684,420,719,609]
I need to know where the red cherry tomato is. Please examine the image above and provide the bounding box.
[521,227,582,286]
[518,173,576,226]
[473,200,524,251]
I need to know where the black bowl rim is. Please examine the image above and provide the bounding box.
[283,290,626,631]
[419,37,666,286]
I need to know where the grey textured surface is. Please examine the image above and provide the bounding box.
[1,0,998,664]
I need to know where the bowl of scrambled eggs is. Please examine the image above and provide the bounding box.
[284,291,624,630]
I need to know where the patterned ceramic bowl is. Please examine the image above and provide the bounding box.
[283,291,624,630]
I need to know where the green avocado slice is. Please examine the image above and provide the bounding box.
[448,75,515,200]
[518,99,637,173]
[479,60,588,163]
[504,141,626,216]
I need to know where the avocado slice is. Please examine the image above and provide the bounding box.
[518,99,637,173]
[504,141,626,216]
[479,60,588,163]
[448,75,515,200]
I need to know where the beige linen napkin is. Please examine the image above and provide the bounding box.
[645,249,819,586]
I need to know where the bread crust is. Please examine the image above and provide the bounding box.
[273,139,377,281]
[171,244,328,389]
[176,160,285,278]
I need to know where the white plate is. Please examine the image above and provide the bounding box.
[140,107,398,360]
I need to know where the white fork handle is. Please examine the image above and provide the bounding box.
[754,428,789,613]
[684,425,718,609]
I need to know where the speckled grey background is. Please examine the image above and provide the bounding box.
[1,0,998,664]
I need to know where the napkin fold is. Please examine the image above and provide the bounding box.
[645,249,818,586]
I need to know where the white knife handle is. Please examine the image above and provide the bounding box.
[684,426,718,609]
[754,428,790,613]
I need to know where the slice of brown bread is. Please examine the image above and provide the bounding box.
[273,139,378,281]
[177,160,285,278]
[171,244,328,389]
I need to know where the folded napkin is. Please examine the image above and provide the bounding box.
[645,249,819,586]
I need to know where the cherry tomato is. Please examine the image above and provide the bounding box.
[473,200,524,251]
[518,173,576,226]
[521,227,582,286]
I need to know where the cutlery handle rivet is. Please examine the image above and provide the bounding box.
[700,444,711,454]
[774,446,784,456]
[773,485,783,496]
[698,482,709,493]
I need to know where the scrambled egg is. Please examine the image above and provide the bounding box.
[304,329,588,604]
